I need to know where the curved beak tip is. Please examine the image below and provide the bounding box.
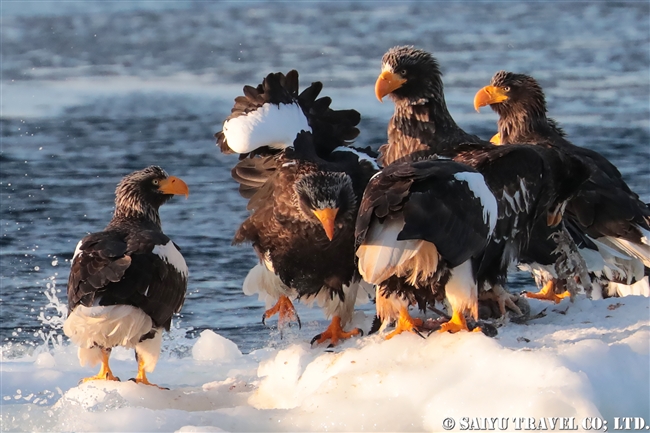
[160,176,190,198]
[313,208,338,242]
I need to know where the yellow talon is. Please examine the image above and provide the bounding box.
[311,315,361,346]
[385,307,424,340]
[262,295,300,328]
[131,357,167,389]
[439,309,477,333]
[80,348,120,383]
[525,280,568,304]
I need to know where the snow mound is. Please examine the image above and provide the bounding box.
[2,296,649,432]
[191,330,243,362]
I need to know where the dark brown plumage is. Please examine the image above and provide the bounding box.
[64,166,189,387]
[474,70,650,297]
[219,71,377,345]
[374,46,591,316]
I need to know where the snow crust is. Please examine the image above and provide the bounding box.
[3,295,649,432]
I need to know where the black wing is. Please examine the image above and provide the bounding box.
[67,229,187,330]
[356,158,492,268]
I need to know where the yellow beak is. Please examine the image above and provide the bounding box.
[312,207,339,241]
[158,176,189,198]
[375,70,407,102]
[473,85,509,112]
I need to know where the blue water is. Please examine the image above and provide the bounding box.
[1,1,648,354]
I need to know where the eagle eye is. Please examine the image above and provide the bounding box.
[152,179,159,186]
[504,86,511,92]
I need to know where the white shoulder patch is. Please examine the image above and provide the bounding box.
[223,102,311,154]
[152,241,188,277]
[72,240,84,261]
[332,146,380,170]
[453,171,498,233]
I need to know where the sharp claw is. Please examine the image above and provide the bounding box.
[310,334,322,346]
[262,314,267,327]
[357,328,364,337]
[327,343,335,349]
[414,329,426,339]
[296,314,302,330]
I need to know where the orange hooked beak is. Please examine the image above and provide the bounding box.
[158,176,189,198]
[312,207,339,241]
[473,85,509,112]
[375,70,407,102]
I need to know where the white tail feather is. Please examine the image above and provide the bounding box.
[223,103,310,154]
[596,235,650,270]
[357,216,439,286]
[607,276,650,298]
[64,305,153,367]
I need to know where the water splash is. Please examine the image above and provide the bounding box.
[35,275,68,351]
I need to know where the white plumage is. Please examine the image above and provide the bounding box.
[64,305,153,366]
[453,171,498,232]
[357,216,439,287]
[152,241,188,278]
[222,103,311,154]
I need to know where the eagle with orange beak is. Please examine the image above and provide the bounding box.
[474,70,650,300]
[218,71,377,346]
[64,166,189,388]
[367,46,591,335]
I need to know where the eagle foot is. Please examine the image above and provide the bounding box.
[262,295,301,331]
[310,316,363,347]
[480,284,523,317]
[128,377,169,390]
[130,359,168,390]
[385,308,425,340]
[79,348,120,384]
[524,280,569,304]
[438,310,480,334]
[79,371,121,384]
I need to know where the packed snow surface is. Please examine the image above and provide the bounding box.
[2,296,649,432]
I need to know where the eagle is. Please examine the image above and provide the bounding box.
[474,70,650,299]
[356,156,498,337]
[63,166,189,388]
[217,71,377,345]
[371,46,590,331]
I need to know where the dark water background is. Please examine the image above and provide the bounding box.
[1,1,648,354]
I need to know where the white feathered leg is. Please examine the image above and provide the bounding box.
[309,281,364,346]
[133,329,165,388]
[439,260,480,333]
